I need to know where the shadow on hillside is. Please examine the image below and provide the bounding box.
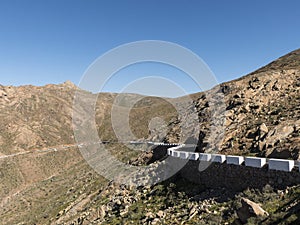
[147,144,178,164]
[161,174,239,204]
[159,162,300,205]
[179,160,300,193]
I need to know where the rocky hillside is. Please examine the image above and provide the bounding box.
[0,82,177,154]
[0,49,300,224]
[166,48,300,160]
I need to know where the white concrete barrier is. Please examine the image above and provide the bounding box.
[167,149,172,156]
[170,150,175,157]
[174,151,181,158]
[170,151,175,157]
[211,154,226,163]
[189,152,199,160]
[268,159,294,172]
[171,150,177,157]
[166,147,300,173]
[245,157,266,168]
[226,155,244,165]
[179,151,189,159]
[199,153,211,161]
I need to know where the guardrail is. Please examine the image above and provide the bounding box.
[167,146,300,173]
[77,141,300,173]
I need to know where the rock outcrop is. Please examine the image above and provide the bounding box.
[237,198,269,224]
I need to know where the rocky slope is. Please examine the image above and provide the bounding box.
[0,82,177,153]
[166,48,300,160]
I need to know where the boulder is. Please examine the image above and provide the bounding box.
[237,198,269,224]
[259,123,269,135]
[265,124,295,157]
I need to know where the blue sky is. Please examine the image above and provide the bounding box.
[0,0,299,96]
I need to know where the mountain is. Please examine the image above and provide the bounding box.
[0,49,299,224]
[165,48,300,160]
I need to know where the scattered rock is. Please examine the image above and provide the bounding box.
[259,123,269,135]
[156,210,165,218]
[146,211,155,219]
[237,198,269,224]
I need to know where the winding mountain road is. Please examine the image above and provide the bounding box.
[1,141,299,173]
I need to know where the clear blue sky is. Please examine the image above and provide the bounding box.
[0,0,299,96]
